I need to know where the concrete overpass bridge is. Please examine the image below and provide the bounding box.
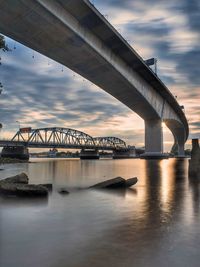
[0,0,189,157]
[0,127,135,159]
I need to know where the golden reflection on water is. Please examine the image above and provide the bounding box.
[21,158,191,220]
[160,159,176,213]
[1,158,200,267]
[123,159,190,227]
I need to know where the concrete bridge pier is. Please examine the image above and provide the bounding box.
[170,127,185,157]
[177,142,185,157]
[189,139,200,178]
[1,146,29,160]
[80,149,99,160]
[113,147,136,159]
[176,131,185,157]
[165,120,186,157]
[141,119,166,159]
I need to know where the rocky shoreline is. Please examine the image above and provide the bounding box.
[90,177,138,189]
[0,157,29,164]
[0,173,51,197]
[0,172,138,198]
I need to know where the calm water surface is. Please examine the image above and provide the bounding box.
[0,158,200,267]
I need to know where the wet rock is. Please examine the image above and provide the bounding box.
[0,173,28,184]
[0,183,48,197]
[0,183,18,195]
[58,188,69,195]
[125,177,138,187]
[0,173,49,197]
[39,184,52,191]
[16,184,48,196]
[90,177,125,189]
[90,177,138,189]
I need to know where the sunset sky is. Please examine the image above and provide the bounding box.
[0,0,199,151]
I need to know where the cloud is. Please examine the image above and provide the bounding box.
[1,39,140,144]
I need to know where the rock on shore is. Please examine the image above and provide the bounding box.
[90,177,138,189]
[0,173,49,197]
[125,177,138,187]
[0,183,48,196]
[58,188,69,195]
[0,172,29,184]
[39,184,53,191]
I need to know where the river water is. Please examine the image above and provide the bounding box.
[0,158,199,267]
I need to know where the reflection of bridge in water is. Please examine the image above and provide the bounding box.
[0,127,136,160]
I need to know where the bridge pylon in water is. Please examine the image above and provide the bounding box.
[1,146,29,160]
[80,149,99,160]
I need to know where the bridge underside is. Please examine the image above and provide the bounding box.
[0,0,189,156]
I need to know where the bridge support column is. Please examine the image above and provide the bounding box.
[178,143,185,157]
[113,147,136,159]
[80,149,99,160]
[1,146,29,160]
[189,139,200,178]
[176,134,185,157]
[171,129,185,157]
[141,119,167,159]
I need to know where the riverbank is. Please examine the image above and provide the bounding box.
[0,157,29,164]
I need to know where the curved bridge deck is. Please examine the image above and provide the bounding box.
[0,0,189,155]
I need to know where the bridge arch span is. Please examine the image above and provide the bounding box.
[12,127,95,147]
[93,137,126,149]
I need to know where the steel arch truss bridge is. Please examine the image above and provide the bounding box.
[10,127,127,150]
[93,137,126,150]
